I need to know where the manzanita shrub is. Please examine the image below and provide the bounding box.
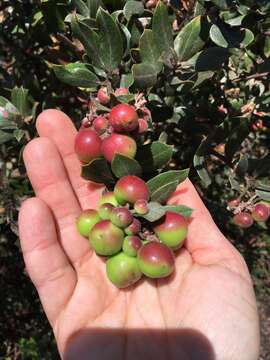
[75,90,191,287]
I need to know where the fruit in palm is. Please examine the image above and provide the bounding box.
[109,103,138,132]
[74,129,102,163]
[101,133,137,163]
[76,209,100,237]
[114,175,149,205]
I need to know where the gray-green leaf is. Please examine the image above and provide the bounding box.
[163,205,193,218]
[123,0,144,21]
[136,141,173,173]
[132,63,158,88]
[139,202,165,222]
[111,154,142,178]
[139,29,162,72]
[210,24,254,48]
[81,158,115,185]
[152,1,173,56]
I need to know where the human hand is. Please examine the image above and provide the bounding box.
[19,110,260,360]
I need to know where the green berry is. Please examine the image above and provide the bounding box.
[110,207,133,228]
[122,236,142,257]
[76,209,100,237]
[99,203,115,220]
[99,192,118,207]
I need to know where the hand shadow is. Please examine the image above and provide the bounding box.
[63,327,215,360]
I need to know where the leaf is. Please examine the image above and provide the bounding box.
[163,205,193,218]
[71,16,103,69]
[132,63,158,88]
[139,202,166,222]
[81,158,115,185]
[139,30,163,72]
[97,8,123,71]
[193,139,212,187]
[87,0,104,18]
[11,87,30,117]
[123,0,144,21]
[136,141,173,173]
[255,188,270,202]
[248,153,270,177]
[225,122,249,160]
[152,1,173,56]
[210,24,254,48]
[258,58,270,73]
[0,97,19,128]
[195,47,229,71]
[174,16,208,61]
[13,129,25,142]
[0,130,13,145]
[120,73,134,88]
[211,0,233,9]
[111,154,142,178]
[235,154,249,177]
[193,71,214,88]
[147,169,189,204]
[72,0,89,17]
[52,63,100,88]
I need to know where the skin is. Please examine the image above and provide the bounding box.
[19,110,260,360]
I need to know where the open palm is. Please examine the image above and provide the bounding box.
[19,110,260,360]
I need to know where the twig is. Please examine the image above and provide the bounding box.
[233,72,269,82]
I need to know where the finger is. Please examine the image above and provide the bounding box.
[23,137,91,266]
[19,197,76,326]
[168,179,247,271]
[36,109,103,210]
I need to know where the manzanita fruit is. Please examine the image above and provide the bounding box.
[233,212,254,228]
[110,207,133,228]
[114,87,129,96]
[137,242,175,278]
[122,236,142,257]
[109,103,138,132]
[251,203,269,222]
[97,87,110,104]
[125,218,141,235]
[76,209,100,237]
[98,203,115,220]
[114,175,149,205]
[134,199,149,215]
[93,116,108,135]
[74,129,102,163]
[101,133,137,163]
[99,191,118,207]
[153,212,188,249]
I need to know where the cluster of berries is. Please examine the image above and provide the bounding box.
[74,87,189,288]
[229,199,270,228]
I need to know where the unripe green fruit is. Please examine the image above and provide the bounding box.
[99,192,118,207]
[134,199,149,215]
[110,207,133,228]
[76,209,100,237]
[114,175,149,205]
[125,218,141,235]
[122,236,142,257]
[153,211,188,249]
[98,203,115,220]
[90,220,124,256]
[138,242,175,278]
[106,252,142,288]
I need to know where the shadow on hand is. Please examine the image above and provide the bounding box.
[63,328,215,360]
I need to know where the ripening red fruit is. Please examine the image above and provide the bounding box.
[251,203,270,222]
[137,242,175,278]
[99,191,118,207]
[114,87,129,96]
[93,116,108,135]
[90,220,124,256]
[228,198,240,209]
[122,236,142,257]
[125,218,141,235]
[138,118,148,134]
[134,199,149,215]
[109,103,138,132]
[110,207,133,228]
[98,203,115,220]
[101,133,137,163]
[74,129,102,163]
[114,175,150,205]
[233,212,253,228]
[153,212,188,249]
[97,87,110,104]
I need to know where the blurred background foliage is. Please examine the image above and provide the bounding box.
[0,0,270,358]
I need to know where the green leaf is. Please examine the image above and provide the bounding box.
[97,8,123,71]
[174,16,208,61]
[163,205,193,218]
[87,0,104,18]
[52,63,100,88]
[111,154,142,178]
[13,129,25,142]
[147,169,189,204]
[0,130,13,145]
[136,141,173,173]
[258,58,270,73]
[225,122,250,160]
[72,0,89,17]
[152,1,173,56]
[255,187,270,202]
[211,0,233,9]
[120,73,134,88]
[11,87,30,117]
[132,63,158,88]
[71,16,103,69]
[139,30,162,72]
[195,47,229,71]
[123,0,144,21]
[0,97,19,128]
[193,140,212,187]
[138,202,166,222]
[81,158,115,185]
[210,24,254,48]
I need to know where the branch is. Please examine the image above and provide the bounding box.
[233,72,269,82]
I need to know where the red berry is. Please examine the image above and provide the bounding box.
[251,204,269,222]
[93,116,108,135]
[228,198,240,209]
[114,88,129,96]
[110,207,133,228]
[233,212,253,228]
[138,118,148,134]
[134,199,149,215]
[74,129,102,163]
[101,133,137,163]
[137,242,175,278]
[125,218,141,235]
[122,236,142,257]
[109,104,138,132]
[114,175,149,205]
[97,87,110,104]
[153,212,188,249]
